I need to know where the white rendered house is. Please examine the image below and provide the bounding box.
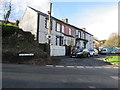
[19,6,94,56]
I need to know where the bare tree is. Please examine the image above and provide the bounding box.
[1,0,14,23]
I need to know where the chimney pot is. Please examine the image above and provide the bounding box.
[62,18,68,23]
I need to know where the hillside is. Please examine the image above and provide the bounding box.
[2,23,53,65]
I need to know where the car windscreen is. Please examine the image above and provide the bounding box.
[89,49,94,51]
[75,49,83,53]
[102,49,106,51]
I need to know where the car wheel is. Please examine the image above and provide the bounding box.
[87,54,90,57]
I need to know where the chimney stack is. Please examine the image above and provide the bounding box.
[82,28,86,31]
[62,18,68,23]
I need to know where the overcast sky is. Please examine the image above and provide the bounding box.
[0,0,119,40]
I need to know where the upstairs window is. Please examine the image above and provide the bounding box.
[56,22,61,32]
[71,29,75,37]
[78,31,81,38]
[45,18,49,29]
[74,29,76,37]
[61,25,64,33]
[84,33,86,39]
[69,28,72,35]
[45,17,52,30]
[66,26,69,35]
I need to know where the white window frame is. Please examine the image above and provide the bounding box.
[69,28,72,35]
[78,31,81,38]
[62,25,64,33]
[56,23,61,32]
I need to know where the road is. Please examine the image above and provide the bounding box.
[2,54,119,88]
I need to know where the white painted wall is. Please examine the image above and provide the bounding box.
[39,15,48,43]
[19,7,37,39]
[50,45,65,56]
[86,34,94,49]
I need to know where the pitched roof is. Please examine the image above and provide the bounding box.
[28,6,93,36]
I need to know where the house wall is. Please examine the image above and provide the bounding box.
[38,15,66,56]
[86,34,94,49]
[38,15,48,43]
[19,7,38,39]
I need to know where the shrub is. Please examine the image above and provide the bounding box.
[1,23,19,36]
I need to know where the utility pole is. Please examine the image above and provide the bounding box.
[46,0,52,56]
[47,0,52,44]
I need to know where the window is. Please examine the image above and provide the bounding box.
[66,26,69,35]
[56,36,64,46]
[74,29,76,37]
[56,23,61,32]
[60,36,64,46]
[84,33,86,39]
[76,30,78,35]
[56,36,59,46]
[78,31,81,38]
[45,18,48,29]
[61,25,64,33]
[45,18,52,30]
[83,33,86,39]
[71,29,75,37]
[61,37,64,45]
[69,28,72,35]
[80,32,81,38]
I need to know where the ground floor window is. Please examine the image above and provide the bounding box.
[56,36,64,46]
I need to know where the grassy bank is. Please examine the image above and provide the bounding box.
[1,23,54,65]
[106,55,120,66]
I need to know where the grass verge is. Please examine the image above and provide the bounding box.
[106,55,120,66]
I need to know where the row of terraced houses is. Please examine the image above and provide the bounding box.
[19,6,94,56]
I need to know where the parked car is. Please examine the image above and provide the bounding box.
[112,49,120,54]
[88,49,95,56]
[100,48,109,54]
[88,49,99,56]
[115,49,120,54]
[71,48,90,58]
[94,49,98,56]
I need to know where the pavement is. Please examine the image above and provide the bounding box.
[2,54,119,89]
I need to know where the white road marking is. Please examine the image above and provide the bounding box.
[46,65,117,69]
[94,66,102,68]
[46,65,53,67]
[110,76,119,80]
[103,67,112,68]
[85,66,94,68]
[66,66,75,68]
[88,86,96,88]
[56,65,64,68]
[76,66,84,68]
